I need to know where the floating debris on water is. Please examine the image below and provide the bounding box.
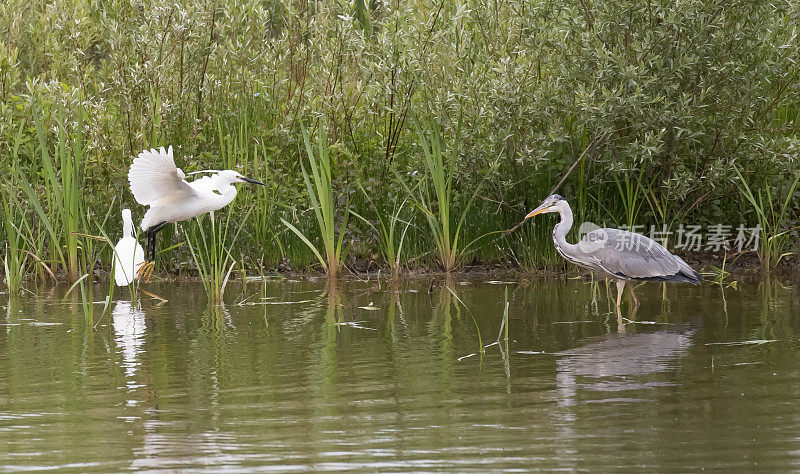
[705,340,778,346]
[334,321,377,331]
[242,299,314,305]
[622,319,670,325]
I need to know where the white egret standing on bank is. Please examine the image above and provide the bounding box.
[113,208,145,286]
[525,194,701,313]
[128,146,266,279]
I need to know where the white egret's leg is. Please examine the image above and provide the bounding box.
[139,222,167,283]
[145,222,168,261]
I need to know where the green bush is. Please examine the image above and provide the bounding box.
[0,0,798,278]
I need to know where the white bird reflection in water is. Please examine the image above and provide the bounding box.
[112,301,147,393]
[555,326,696,407]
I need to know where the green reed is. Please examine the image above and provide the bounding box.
[351,191,411,278]
[611,170,650,230]
[447,286,484,359]
[15,108,88,282]
[734,166,800,273]
[281,127,349,279]
[218,115,283,267]
[402,121,486,272]
[1,187,25,294]
[185,207,251,303]
[498,287,510,343]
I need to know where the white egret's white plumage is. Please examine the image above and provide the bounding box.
[127,146,266,262]
[114,209,145,286]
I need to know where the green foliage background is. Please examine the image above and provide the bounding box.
[1,0,798,277]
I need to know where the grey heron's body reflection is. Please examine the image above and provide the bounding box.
[555,326,696,406]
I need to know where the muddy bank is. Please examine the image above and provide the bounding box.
[26,251,794,286]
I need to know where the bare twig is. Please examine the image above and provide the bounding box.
[459,132,609,253]
[505,132,607,233]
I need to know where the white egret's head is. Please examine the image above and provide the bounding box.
[217,169,267,186]
[525,194,566,219]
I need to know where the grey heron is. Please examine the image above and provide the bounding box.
[526,194,701,311]
[128,146,266,280]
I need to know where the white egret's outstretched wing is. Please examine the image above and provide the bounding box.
[128,146,196,206]
[582,229,701,283]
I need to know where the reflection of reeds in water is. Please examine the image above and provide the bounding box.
[310,282,342,410]
[751,278,797,342]
[442,282,486,362]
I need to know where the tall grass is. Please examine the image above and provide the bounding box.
[498,287,510,343]
[402,122,487,272]
[734,166,800,273]
[14,108,88,282]
[446,286,485,360]
[1,187,26,294]
[351,193,411,278]
[185,207,251,303]
[281,127,349,279]
[611,170,649,230]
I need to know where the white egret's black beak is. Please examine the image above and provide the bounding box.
[241,176,267,186]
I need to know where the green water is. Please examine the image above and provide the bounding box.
[1,277,799,471]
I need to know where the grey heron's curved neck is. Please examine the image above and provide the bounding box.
[552,201,577,252]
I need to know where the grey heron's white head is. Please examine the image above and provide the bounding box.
[215,169,267,187]
[525,194,566,219]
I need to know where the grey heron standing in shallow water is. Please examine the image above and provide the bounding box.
[525,194,701,312]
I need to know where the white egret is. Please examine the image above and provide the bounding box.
[128,146,266,278]
[526,194,701,313]
[113,209,146,286]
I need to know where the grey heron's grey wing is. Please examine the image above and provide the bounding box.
[581,229,700,282]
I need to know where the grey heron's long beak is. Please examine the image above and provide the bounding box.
[241,176,267,186]
[525,203,550,219]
